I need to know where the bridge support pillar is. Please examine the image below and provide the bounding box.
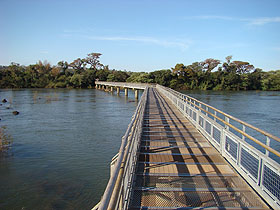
[110,86,114,92]
[125,88,128,96]
[117,87,120,95]
[135,89,139,99]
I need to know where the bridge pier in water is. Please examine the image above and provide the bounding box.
[96,82,143,99]
[134,89,138,99]
[124,88,128,96]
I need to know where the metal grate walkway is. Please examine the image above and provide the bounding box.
[129,88,269,209]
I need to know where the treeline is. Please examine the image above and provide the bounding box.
[0,53,279,90]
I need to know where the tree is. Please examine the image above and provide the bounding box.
[86,53,103,70]
[126,72,153,83]
[262,70,280,90]
[107,70,129,82]
[226,55,232,64]
[51,67,60,78]
[148,70,173,86]
[248,68,263,90]
[96,69,110,81]
[70,74,83,88]
[201,58,220,73]
[69,58,85,74]
[232,61,254,74]
[57,61,69,75]
[81,70,96,88]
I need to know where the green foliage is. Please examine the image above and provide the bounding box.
[126,72,153,83]
[1,54,279,91]
[261,70,280,91]
[70,74,83,88]
[148,70,173,86]
[107,70,129,82]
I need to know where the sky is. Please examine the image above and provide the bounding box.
[1,0,280,72]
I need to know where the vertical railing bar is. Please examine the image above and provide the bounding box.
[242,125,246,141]
[214,110,217,122]
[225,116,229,131]
[259,159,264,187]
[266,136,271,157]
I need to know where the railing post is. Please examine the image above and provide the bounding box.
[225,116,229,130]
[266,136,270,156]
[220,121,227,156]
[214,110,217,122]
[242,125,246,141]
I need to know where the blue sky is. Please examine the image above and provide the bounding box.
[1,0,280,71]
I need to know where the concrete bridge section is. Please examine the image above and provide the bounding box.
[95,81,154,99]
[94,82,280,210]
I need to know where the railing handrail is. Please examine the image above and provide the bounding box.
[185,97,280,157]
[98,86,148,210]
[156,84,280,209]
[158,85,280,144]
[95,81,156,89]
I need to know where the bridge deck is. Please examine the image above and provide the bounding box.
[129,88,268,209]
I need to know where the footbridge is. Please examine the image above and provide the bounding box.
[94,81,280,210]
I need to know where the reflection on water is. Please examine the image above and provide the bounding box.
[0,126,13,152]
[0,89,141,210]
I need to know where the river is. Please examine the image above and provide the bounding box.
[0,89,279,210]
[0,89,141,210]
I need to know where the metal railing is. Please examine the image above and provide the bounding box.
[95,81,155,89]
[98,87,148,210]
[156,84,280,209]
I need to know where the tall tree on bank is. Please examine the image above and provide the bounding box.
[69,58,85,74]
[86,53,103,70]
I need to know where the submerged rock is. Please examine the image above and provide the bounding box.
[12,111,19,115]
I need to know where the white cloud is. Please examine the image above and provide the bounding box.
[82,35,191,50]
[188,15,235,21]
[186,15,280,26]
[249,17,280,25]
[40,51,49,54]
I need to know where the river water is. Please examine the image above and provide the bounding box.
[0,89,279,210]
[0,89,140,210]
